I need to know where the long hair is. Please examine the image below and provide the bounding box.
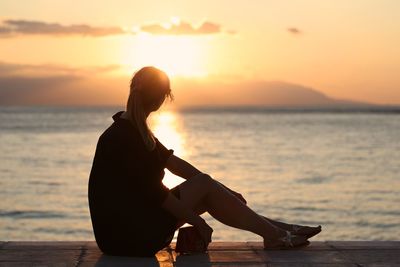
[126,67,173,151]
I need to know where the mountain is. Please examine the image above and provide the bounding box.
[172,79,373,109]
[0,72,394,109]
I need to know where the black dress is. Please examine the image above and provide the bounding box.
[88,111,179,257]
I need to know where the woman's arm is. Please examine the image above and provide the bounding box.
[166,154,202,180]
[162,192,213,243]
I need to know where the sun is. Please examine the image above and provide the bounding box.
[121,33,209,77]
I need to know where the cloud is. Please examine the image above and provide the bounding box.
[140,19,234,35]
[0,19,127,37]
[0,18,235,38]
[0,62,121,76]
[287,27,302,35]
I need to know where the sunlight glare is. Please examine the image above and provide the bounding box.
[121,34,208,77]
[149,111,187,188]
[170,16,181,26]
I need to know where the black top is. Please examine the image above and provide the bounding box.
[88,111,176,256]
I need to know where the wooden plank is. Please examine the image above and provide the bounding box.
[1,241,399,266]
[2,241,85,250]
[340,250,400,264]
[0,249,80,260]
[256,250,352,264]
[327,241,400,250]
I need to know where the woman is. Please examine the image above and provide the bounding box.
[88,66,321,257]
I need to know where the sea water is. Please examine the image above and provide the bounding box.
[0,106,399,241]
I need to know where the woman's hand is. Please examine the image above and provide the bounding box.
[214,180,247,204]
[194,218,213,245]
[162,193,213,244]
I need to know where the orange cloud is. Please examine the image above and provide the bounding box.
[287,27,302,35]
[0,19,235,38]
[0,19,127,37]
[140,20,233,35]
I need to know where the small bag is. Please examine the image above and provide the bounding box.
[175,226,208,254]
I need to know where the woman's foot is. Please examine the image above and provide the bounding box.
[262,217,322,239]
[290,225,322,239]
[264,231,310,250]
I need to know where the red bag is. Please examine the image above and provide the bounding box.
[175,226,208,254]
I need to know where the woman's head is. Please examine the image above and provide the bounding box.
[128,66,172,114]
[126,66,173,150]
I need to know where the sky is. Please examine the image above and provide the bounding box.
[1,0,400,106]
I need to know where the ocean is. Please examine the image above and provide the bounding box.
[0,106,399,241]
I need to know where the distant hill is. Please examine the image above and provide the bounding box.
[0,72,398,110]
[173,79,375,109]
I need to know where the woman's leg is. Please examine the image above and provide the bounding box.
[176,173,286,242]
[261,217,294,230]
[211,181,321,237]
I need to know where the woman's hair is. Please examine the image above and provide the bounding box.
[126,66,173,151]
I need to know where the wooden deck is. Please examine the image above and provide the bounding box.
[1,241,399,266]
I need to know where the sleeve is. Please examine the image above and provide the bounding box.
[155,138,174,167]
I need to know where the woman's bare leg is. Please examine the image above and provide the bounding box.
[176,174,286,242]
[261,217,294,230]
[213,181,321,237]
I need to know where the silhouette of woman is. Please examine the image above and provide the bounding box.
[88,66,321,257]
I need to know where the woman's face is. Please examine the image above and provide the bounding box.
[144,90,167,115]
[142,78,170,115]
[151,95,166,112]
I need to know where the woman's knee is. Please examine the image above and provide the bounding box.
[191,173,214,189]
[176,174,214,211]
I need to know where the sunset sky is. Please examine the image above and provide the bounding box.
[1,0,399,106]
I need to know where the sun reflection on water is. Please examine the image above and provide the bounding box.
[149,110,186,189]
